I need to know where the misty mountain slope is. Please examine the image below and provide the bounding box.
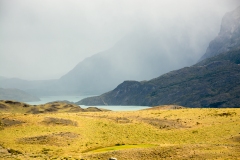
[196,48,240,66]
[0,28,200,96]
[0,78,61,96]
[1,5,233,96]
[0,88,40,102]
[59,28,207,94]
[77,49,240,108]
[0,26,210,96]
[59,52,124,94]
[77,7,240,108]
[199,6,240,61]
[59,7,240,94]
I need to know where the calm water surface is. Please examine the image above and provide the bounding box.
[25,95,149,111]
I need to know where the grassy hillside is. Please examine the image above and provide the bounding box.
[0,100,108,114]
[0,104,239,159]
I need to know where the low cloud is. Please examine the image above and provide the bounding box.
[0,0,239,80]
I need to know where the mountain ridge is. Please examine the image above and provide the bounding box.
[199,6,240,61]
[77,6,240,108]
[0,88,40,102]
[77,53,240,108]
[0,24,213,96]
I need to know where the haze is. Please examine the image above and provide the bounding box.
[1,0,239,80]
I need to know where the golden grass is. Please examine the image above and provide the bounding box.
[0,107,239,159]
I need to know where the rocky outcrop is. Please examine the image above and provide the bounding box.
[199,6,240,61]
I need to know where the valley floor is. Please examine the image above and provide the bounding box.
[0,107,240,159]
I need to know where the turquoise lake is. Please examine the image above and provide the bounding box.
[25,95,149,111]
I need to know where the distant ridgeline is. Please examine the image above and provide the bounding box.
[77,6,240,108]
[0,88,40,102]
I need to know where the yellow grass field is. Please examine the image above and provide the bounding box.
[0,105,240,159]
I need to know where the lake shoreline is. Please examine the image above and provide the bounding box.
[25,95,150,111]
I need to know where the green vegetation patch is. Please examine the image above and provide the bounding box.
[89,144,156,153]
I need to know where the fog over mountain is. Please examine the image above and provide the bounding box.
[1,0,239,81]
[78,5,240,107]
[1,1,240,96]
[58,27,214,94]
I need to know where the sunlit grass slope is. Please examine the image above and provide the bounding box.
[0,105,239,159]
[0,100,107,114]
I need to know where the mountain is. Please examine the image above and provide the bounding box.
[199,6,240,61]
[58,28,208,95]
[77,6,240,108]
[77,51,240,108]
[0,8,232,96]
[0,24,212,96]
[0,88,40,102]
[0,78,62,96]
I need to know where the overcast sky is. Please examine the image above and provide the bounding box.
[1,0,239,80]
